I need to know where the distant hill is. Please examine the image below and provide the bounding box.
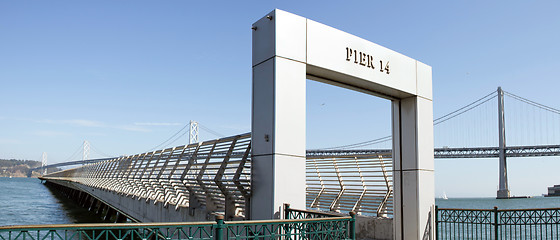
[0,159,58,177]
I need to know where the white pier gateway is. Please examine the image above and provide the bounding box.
[251,9,434,239]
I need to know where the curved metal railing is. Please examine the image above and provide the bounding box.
[43,133,393,218]
[43,133,252,219]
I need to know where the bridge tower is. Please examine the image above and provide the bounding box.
[497,87,510,199]
[189,120,199,144]
[82,140,90,161]
[41,152,47,175]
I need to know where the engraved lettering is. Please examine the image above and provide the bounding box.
[345,47,389,74]
[384,61,390,74]
[380,60,390,74]
[367,55,375,69]
[359,52,366,66]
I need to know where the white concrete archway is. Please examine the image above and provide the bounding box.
[251,9,434,239]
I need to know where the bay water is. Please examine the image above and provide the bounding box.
[0,177,104,226]
[2,177,560,227]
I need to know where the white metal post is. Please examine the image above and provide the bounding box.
[251,10,307,219]
[392,96,435,239]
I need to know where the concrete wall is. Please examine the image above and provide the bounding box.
[356,215,393,240]
[47,179,212,222]
[48,179,392,239]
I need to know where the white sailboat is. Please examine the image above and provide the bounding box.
[442,192,448,200]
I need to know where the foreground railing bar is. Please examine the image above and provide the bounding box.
[0,221,216,230]
[1,207,354,240]
[0,217,351,232]
[226,216,351,225]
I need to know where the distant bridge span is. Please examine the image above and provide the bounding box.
[35,144,560,171]
[308,145,560,158]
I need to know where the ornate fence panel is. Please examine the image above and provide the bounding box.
[0,222,215,240]
[0,207,355,240]
[305,153,393,217]
[42,133,252,219]
[436,207,560,239]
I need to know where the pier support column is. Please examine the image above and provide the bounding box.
[392,96,435,240]
[251,10,307,220]
[104,208,116,221]
[116,212,128,223]
[89,198,98,211]
[97,203,106,215]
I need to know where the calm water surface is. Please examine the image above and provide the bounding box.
[436,196,560,209]
[0,177,103,226]
[2,177,560,226]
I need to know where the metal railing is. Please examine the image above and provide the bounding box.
[43,133,394,219]
[306,154,393,217]
[0,207,355,240]
[285,203,344,219]
[42,133,252,219]
[436,206,560,239]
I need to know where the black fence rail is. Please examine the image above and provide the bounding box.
[284,203,356,240]
[0,206,355,240]
[436,206,560,240]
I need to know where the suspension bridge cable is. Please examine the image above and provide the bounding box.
[434,94,496,125]
[433,91,496,123]
[148,123,189,151]
[165,130,190,148]
[321,91,499,150]
[319,135,392,150]
[504,91,560,115]
[89,143,114,158]
[198,124,225,138]
[434,92,497,125]
[338,137,393,149]
[63,143,83,162]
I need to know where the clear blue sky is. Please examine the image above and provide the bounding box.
[1,1,559,197]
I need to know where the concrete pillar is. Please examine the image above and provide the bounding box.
[189,192,201,216]
[81,194,91,207]
[89,198,99,211]
[224,195,236,220]
[104,208,116,221]
[116,212,128,223]
[96,203,106,215]
[251,10,307,220]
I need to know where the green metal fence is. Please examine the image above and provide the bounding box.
[283,204,356,240]
[0,207,355,240]
[436,206,560,239]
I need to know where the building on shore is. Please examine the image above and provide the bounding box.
[545,185,560,197]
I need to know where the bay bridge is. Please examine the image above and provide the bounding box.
[36,87,560,199]
[31,86,557,237]
[34,86,560,239]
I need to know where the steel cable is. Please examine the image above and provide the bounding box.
[148,123,189,151]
